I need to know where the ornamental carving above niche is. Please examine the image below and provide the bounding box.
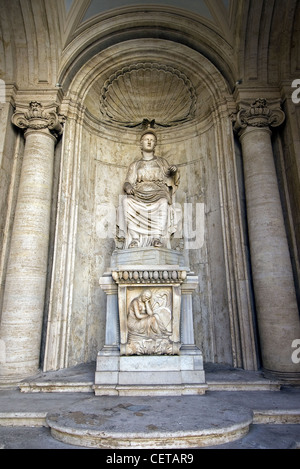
[100,63,197,128]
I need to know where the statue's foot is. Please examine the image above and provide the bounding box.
[153,238,163,247]
[129,240,139,248]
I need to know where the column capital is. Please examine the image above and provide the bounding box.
[233,98,285,135]
[11,101,65,139]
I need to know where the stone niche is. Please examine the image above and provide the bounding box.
[94,246,207,396]
[43,41,258,376]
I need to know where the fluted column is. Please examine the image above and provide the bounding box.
[0,101,63,380]
[235,98,300,380]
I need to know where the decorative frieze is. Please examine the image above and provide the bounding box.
[112,268,187,284]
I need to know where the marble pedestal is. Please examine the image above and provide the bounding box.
[94,248,206,396]
[94,355,206,396]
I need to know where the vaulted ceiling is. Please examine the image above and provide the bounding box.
[0,0,299,93]
[61,0,234,45]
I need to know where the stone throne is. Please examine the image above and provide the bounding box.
[94,129,206,396]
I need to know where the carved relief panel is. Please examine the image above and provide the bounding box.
[117,283,181,356]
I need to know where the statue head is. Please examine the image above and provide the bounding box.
[140,129,157,152]
[141,290,152,302]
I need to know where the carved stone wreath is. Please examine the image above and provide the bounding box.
[100,63,197,128]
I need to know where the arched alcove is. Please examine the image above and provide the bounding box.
[43,29,258,372]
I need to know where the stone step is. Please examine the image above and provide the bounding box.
[45,395,253,449]
[14,362,282,394]
[205,380,281,391]
[0,411,47,427]
[3,408,299,428]
[18,378,280,393]
[0,422,300,449]
[19,381,94,393]
[1,386,300,449]
[45,398,300,449]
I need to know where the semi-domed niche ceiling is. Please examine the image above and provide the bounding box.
[99,63,197,128]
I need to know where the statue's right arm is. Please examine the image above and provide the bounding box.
[133,301,145,319]
[145,300,154,316]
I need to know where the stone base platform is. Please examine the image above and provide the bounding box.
[94,355,207,396]
[46,393,253,449]
[17,362,282,393]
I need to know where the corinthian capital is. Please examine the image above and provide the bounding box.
[12,101,65,138]
[234,98,285,134]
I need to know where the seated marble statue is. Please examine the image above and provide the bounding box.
[118,129,180,248]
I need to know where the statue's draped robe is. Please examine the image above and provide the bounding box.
[118,156,180,248]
